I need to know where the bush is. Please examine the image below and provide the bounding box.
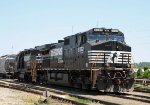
[136,66,150,78]
[137,69,143,78]
[143,70,150,78]
[144,66,148,71]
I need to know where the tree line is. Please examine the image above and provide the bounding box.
[135,67,150,78]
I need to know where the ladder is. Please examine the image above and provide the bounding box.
[90,52,103,88]
[31,61,37,82]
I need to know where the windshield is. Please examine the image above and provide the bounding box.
[108,35,124,42]
[87,34,106,41]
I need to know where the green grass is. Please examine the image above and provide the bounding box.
[19,95,38,104]
[68,95,92,104]
[22,97,37,103]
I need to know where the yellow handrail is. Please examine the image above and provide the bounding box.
[90,52,102,81]
[31,62,37,82]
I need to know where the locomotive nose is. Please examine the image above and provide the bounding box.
[91,41,131,51]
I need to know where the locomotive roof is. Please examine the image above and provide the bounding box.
[17,27,124,55]
[35,43,57,51]
[0,54,16,59]
[64,28,123,39]
[35,44,52,50]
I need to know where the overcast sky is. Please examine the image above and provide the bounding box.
[0,0,150,63]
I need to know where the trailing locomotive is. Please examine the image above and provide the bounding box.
[16,28,134,92]
[0,54,16,78]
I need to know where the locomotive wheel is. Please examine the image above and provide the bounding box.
[104,79,113,92]
[113,85,121,92]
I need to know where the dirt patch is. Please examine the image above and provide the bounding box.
[0,87,72,105]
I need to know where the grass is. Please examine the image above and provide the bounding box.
[19,95,39,104]
[68,95,92,104]
[134,84,150,88]
[23,97,36,103]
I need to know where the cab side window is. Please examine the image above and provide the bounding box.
[81,34,87,44]
[76,33,87,46]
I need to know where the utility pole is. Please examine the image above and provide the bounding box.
[96,21,99,27]
[11,45,13,54]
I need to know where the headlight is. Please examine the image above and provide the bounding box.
[111,29,119,33]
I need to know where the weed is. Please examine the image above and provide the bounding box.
[68,95,92,104]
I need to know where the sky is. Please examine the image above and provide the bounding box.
[0,0,150,63]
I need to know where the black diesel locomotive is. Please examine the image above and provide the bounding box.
[16,28,134,92]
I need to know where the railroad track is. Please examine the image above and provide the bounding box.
[0,79,91,105]
[134,79,150,93]
[0,79,150,105]
[0,79,114,105]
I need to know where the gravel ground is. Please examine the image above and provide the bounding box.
[0,87,72,105]
[0,79,149,105]
[77,91,150,105]
[0,87,39,105]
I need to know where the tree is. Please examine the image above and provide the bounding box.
[137,69,143,78]
[143,70,150,78]
[144,66,148,71]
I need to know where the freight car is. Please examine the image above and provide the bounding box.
[0,54,16,78]
[16,28,134,92]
